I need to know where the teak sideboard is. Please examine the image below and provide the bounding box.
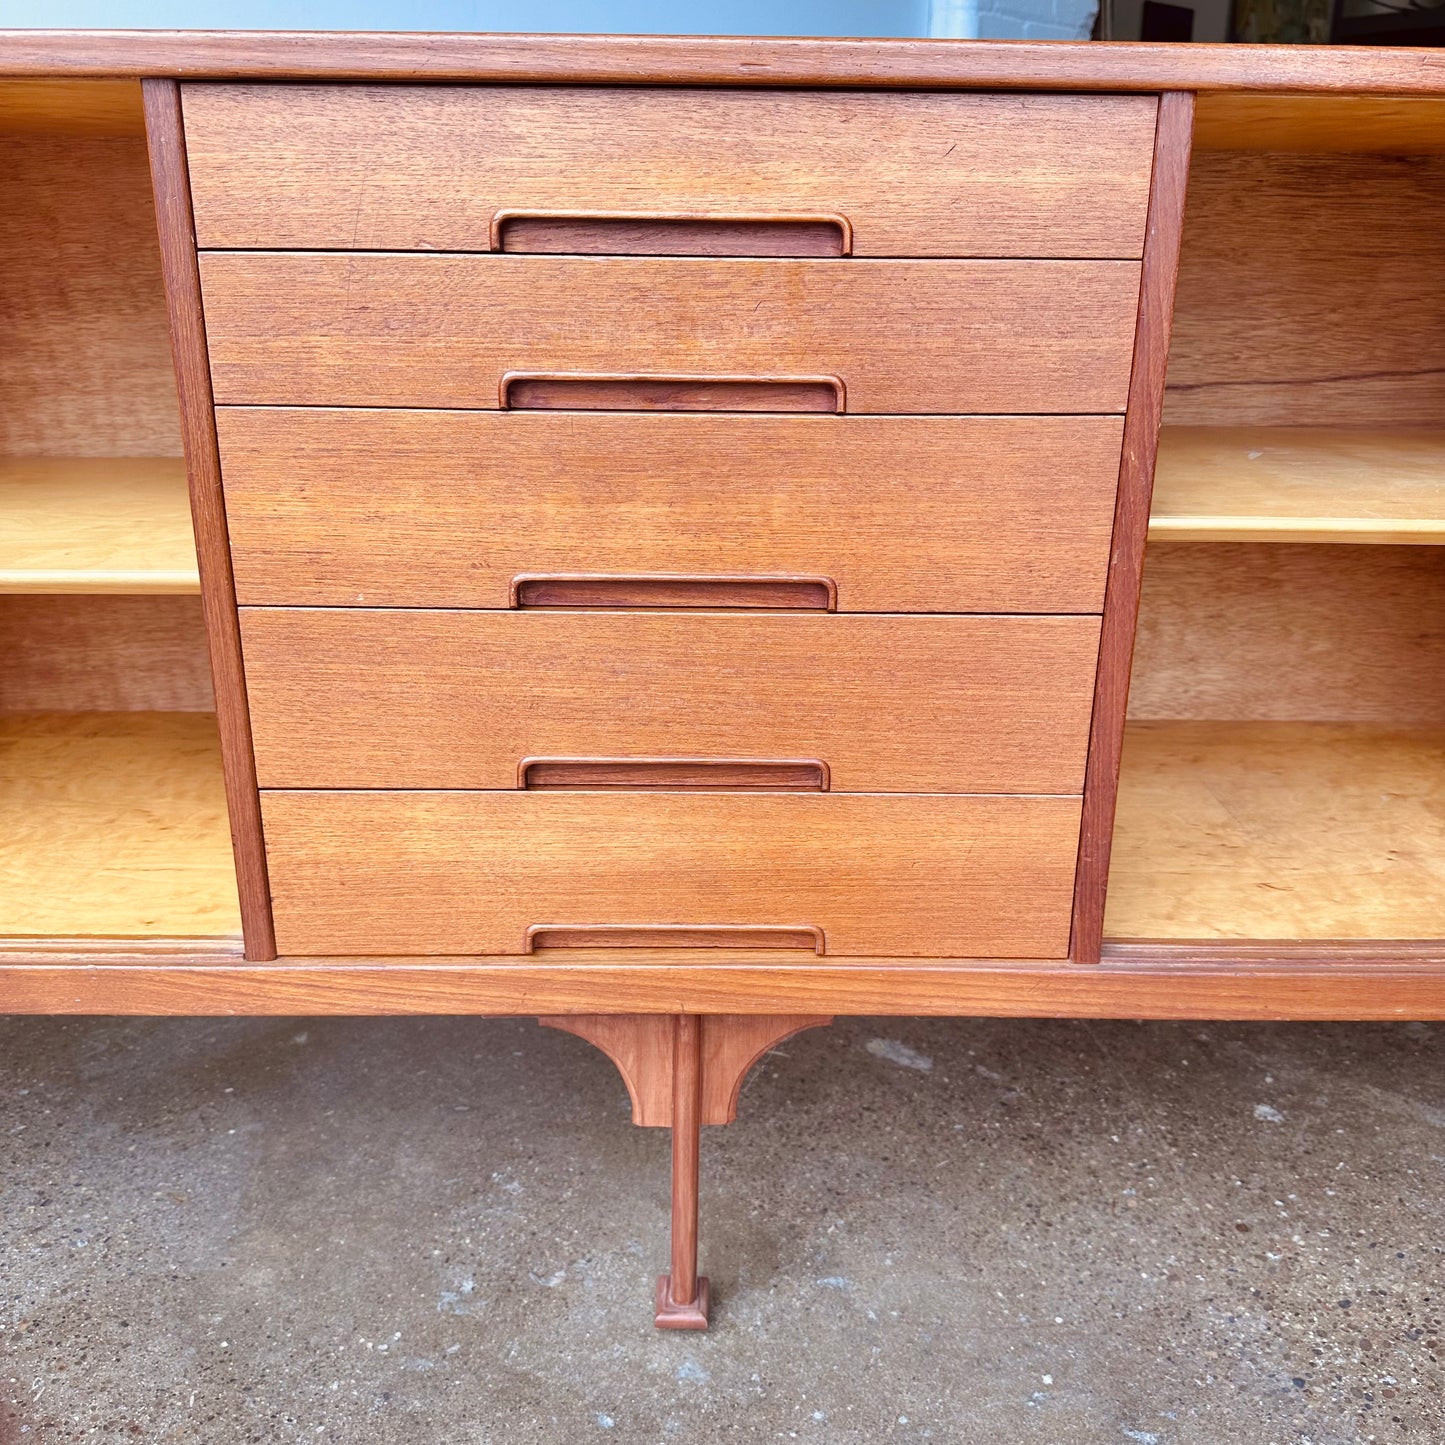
[2,32,1444,1329]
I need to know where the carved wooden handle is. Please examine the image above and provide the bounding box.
[526,924,826,954]
[499,371,846,414]
[510,574,837,610]
[490,208,853,257]
[520,758,830,791]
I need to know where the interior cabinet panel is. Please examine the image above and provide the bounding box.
[1129,544,1445,727]
[0,132,181,456]
[1166,152,1445,428]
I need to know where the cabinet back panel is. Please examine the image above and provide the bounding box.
[0,597,213,713]
[0,134,180,456]
[1129,543,1445,725]
[1166,152,1445,427]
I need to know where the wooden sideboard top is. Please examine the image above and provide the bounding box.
[1,32,1445,95]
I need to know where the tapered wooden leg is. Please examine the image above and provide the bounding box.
[655,1014,710,1329]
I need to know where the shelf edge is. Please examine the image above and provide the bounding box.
[1149,517,1445,545]
[0,571,202,593]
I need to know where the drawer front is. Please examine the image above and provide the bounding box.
[261,791,1083,958]
[240,610,1101,793]
[198,254,1141,414]
[218,409,1123,613]
[182,85,1158,260]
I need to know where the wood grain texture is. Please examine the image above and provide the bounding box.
[11,34,1445,96]
[1194,93,1445,154]
[239,610,1100,793]
[181,85,1155,259]
[7,948,1445,1020]
[143,79,275,961]
[0,132,180,456]
[538,1013,831,1125]
[259,791,1084,959]
[1129,544,1445,726]
[0,78,145,135]
[0,457,199,593]
[1167,152,1445,428]
[197,254,1142,415]
[1106,721,1445,941]
[1151,427,1445,544]
[0,596,212,712]
[1071,92,1194,966]
[217,409,1123,614]
[0,712,240,940]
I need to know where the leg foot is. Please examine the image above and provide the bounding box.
[655,1272,711,1330]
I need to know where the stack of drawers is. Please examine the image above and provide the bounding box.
[181,83,1158,960]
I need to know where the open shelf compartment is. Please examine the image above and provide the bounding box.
[1112,115,1445,950]
[1,77,232,949]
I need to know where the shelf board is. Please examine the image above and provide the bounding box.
[1150,427,1445,545]
[1105,720,1445,942]
[0,457,200,594]
[0,79,145,137]
[1193,94,1445,155]
[0,712,240,940]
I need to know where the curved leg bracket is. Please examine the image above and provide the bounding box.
[538,1013,832,1127]
[539,1012,831,1328]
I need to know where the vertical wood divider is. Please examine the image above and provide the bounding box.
[143,79,276,961]
[1070,90,1195,965]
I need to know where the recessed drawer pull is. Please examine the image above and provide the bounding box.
[520,758,830,791]
[500,371,846,414]
[510,574,837,611]
[490,209,853,258]
[526,923,826,953]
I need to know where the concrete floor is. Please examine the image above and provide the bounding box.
[1,1015,1442,1443]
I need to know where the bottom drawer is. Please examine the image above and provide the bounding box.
[261,791,1082,959]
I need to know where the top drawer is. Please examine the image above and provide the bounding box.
[181,85,1158,260]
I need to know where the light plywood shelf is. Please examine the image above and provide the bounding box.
[0,712,240,940]
[0,457,200,593]
[1105,720,1445,942]
[1150,428,1445,545]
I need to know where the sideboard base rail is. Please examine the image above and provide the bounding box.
[3,943,1445,1019]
